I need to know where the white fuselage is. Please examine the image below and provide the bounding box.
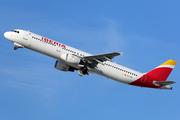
[4,29,143,85]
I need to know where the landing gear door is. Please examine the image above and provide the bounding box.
[23,31,29,40]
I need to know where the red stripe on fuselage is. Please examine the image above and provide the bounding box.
[129,67,173,88]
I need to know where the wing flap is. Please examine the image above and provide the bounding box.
[83,52,123,64]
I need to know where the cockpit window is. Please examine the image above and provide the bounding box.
[12,30,19,33]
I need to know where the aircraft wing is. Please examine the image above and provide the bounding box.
[83,52,123,65]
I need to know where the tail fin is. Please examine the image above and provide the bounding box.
[145,59,177,81]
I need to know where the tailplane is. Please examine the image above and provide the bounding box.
[153,81,176,86]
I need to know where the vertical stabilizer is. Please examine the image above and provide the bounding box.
[145,59,177,81]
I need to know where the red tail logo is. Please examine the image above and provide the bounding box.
[129,59,177,88]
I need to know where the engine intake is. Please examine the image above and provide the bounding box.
[54,60,75,72]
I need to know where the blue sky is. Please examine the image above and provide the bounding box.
[0,0,180,120]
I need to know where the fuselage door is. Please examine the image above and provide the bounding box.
[23,31,29,40]
[141,75,147,83]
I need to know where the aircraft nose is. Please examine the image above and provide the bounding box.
[4,32,9,39]
[4,32,11,40]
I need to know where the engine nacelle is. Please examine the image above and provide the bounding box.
[54,60,75,72]
[60,54,83,64]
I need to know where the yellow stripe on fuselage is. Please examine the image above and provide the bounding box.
[160,59,177,66]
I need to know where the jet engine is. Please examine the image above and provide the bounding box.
[54,60,75,72]
[78,67,89,76]
[59,54,89,76]
[60,54,84,65]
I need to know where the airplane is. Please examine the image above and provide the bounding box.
[4,29,177,90]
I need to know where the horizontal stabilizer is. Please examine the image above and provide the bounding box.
[154,81,176,86]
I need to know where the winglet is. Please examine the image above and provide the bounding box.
[120,52,124,56]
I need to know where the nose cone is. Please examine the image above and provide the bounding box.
[4,32,10,39]
[4,31,13,41]
[4,32,8,39]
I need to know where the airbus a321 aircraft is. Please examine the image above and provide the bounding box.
[4,29,177,90]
